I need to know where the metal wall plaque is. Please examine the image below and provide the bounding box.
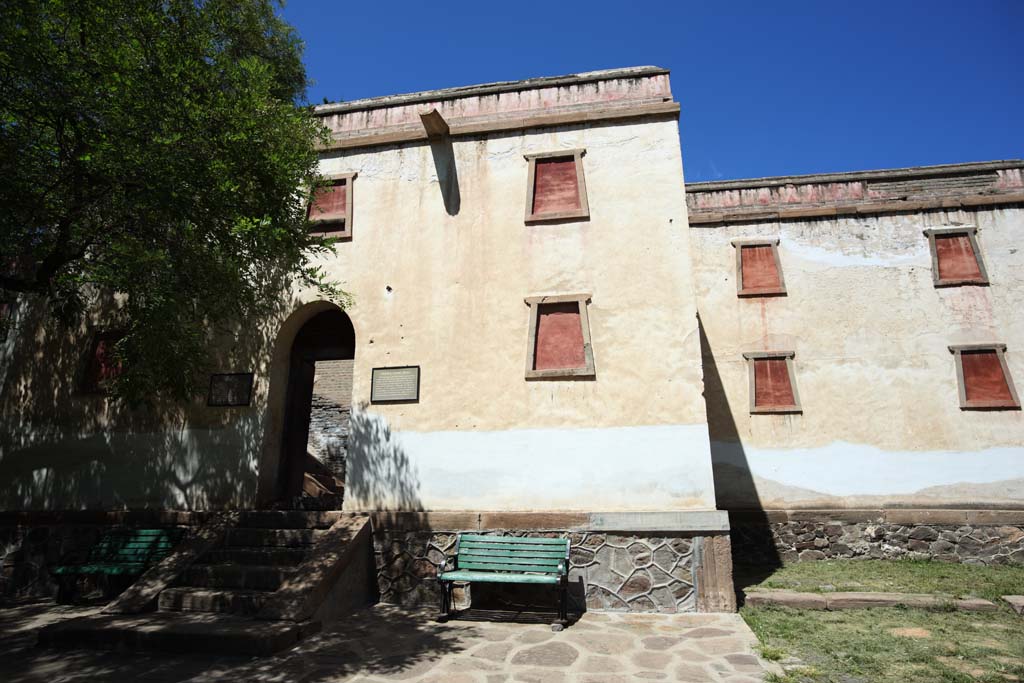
[208,373,254,407]
[371,366,420,403]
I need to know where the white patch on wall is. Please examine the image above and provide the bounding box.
[344,413,716,511]
[781,239,929,269]
[713,439,1024,499]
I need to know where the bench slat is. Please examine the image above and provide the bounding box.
[460,542,566,553]
[460,553,562,567]
[440,570,560,585]
[460,548,566,560]
[459,561,562,573]
[460,535,566,546]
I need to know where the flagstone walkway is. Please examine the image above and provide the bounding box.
[1,599,779,682]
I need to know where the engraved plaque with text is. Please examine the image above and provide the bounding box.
[371,366,420,403]
[207,373,254,407]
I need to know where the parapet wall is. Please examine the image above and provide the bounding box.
[687,160,1024,224]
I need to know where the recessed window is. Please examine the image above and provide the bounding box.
[308,172,356,238]
[524,294,595,379]
[733,239,786,297]
[524,150,589,222]
[82,331,124,394]
[742,351,801,414]
[949,344,1020,410]
[925,227,988,287]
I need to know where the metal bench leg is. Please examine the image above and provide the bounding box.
[436,579,449,622]
[552,579,568,631]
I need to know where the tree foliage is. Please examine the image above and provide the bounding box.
[0,0,341,404]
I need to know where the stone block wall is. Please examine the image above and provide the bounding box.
[307,359,353,480]
[730,511,1024,567]
[372,528,732,613]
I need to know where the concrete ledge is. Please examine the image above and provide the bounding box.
[745,589,997,612]
[366,510,730,533]
[728,508,1024,526]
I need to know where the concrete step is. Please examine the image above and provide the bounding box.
[238,510,340,529]
[198,547,308,566]
[158,587,272,616]
[225,527,321,547]
[180,564,294,591]
[37,612,319,656]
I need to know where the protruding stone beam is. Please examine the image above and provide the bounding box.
[419,108,449,139]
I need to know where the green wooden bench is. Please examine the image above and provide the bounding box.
[437,534,571,630]
[52,527,181,602]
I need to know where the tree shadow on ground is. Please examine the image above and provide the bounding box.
[0,600,470,683]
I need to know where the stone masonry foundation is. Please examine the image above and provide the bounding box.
[372,523,735,614]
[729,510,1024,567]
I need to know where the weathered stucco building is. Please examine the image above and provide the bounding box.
[687,160,1024,566]
[1,67,1022,626]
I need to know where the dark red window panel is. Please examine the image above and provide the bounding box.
[754,358,796,408]
[84,331,124,392]
[308,181,347,221]
[533,302,585,371]
[532,157,580,216]
[935,233,982,282]
[961,350,1013,405]
[740,245,782,292]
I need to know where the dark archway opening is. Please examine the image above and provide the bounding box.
[276,309,355,509]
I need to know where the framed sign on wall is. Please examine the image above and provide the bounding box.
[371,366,420,403]
[207,373,255,407]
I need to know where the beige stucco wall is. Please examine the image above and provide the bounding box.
[290,116,715,511]
[690,206,1024,509]
[0,110,718,513]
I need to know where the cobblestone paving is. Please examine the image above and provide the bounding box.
[1,601,779,682]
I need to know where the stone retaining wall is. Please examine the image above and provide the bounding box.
[373,529,732,613]
[730,512,1024,567]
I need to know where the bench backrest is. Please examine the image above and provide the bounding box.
[455,534,569,576]
[87,528,180,566]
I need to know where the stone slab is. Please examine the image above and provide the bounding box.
[744,590,827,609]
[745,590,997,612]
[1003,595,1024,615]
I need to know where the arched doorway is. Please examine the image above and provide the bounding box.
[275,308,356,508]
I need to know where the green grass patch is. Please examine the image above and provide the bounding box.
[742,604,1024,682]
[745,559,1024,601]
[740,560,1024,682]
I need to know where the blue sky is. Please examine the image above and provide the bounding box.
[281,1,1023,182]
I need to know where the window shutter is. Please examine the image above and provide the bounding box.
[961,350,1013,404]
[753,358,795,408]
[308,180,348,222]
[85,332,123,392]
[741,245,781,292]
[533,302,586,371]
[935,234,982,281]
[532,157,580,216]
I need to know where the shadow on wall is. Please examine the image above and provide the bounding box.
[345,403,423,511]
[0,286,307,511]
[697,313,781,597]
[428,136,461,216]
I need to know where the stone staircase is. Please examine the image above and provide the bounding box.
[38,511,373,655]
[158,511,331,617]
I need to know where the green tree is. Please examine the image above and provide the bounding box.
[0,0,342,403]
